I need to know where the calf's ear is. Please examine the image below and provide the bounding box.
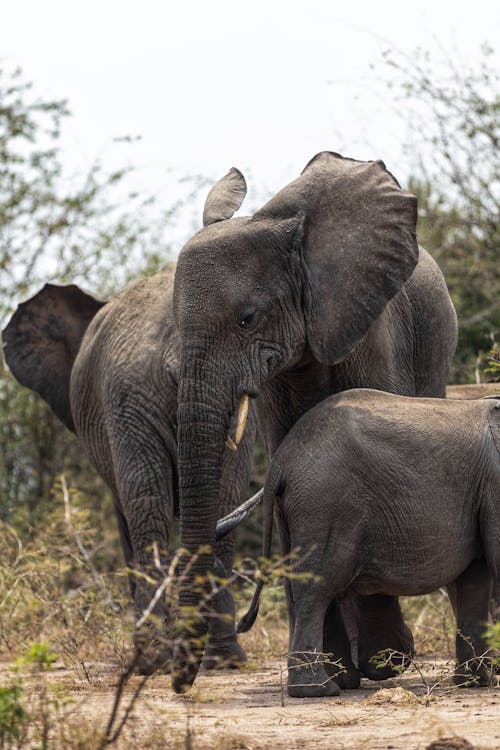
[2,284,106,431]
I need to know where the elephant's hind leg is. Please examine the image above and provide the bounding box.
[287,584,341,698]
[454,559,494,687]
[356,594,414,681]
[323,598,361,689]
[201,555,247,671]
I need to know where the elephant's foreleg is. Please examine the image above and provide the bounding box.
[114,443,175,675]
[454,559,494,687]
[355,594,414,680]
[202,548,247,670]
[125,496,173,676]
[201,421,257,670]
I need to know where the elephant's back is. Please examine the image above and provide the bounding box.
[283,386,486,436]
[404,247,458,397]
[276,388,490,494]
[70,265,179,455]
[74,265,178,381]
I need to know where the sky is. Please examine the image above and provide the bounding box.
[1,0,499,232]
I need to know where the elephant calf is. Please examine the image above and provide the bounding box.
[226,389,500,698]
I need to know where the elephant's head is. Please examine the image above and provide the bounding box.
[171,152,419,692]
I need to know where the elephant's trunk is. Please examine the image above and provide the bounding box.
[172,354,232,693]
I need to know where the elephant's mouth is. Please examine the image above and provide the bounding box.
[225,393,249,451]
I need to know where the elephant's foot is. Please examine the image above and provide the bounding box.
[172,636,204,694]
[287,680,340,698]
[201,638,247,671]
[287,653,341,698]
[322,650,361,690]
[133,638,172,675]
[135,647,172,676]
[329,660,361,690]
[453,660,494,688]
[133,618,173,675]
[359,646,413,681]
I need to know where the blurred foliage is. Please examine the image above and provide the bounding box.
[0,482,130,662]
[484,348,500,382]
[0,67,208,318]
[0,65,205,532]
[385,44,500,382]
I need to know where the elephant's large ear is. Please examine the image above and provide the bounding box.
[203,167,247,226]
[2,284,106,431]
[256,151,419,364]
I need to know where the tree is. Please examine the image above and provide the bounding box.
[384,45,500,382]
[0,66,202,524]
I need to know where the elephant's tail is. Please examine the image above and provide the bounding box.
[237,468,282,634]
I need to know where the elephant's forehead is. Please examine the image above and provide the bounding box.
[180,218,270,266]
[175,218,280,309]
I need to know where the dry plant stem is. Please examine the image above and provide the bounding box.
[60,474,120,613]
[100,547,211,747]
[374,646,496,699]
[184,703,193,750]
[98,650,147,748]
[135,547,185,632]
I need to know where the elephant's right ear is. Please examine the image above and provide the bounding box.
[256,152,419,365]
[203,167,247,226]
[2,284,106,432]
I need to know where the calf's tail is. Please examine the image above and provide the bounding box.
[237,470,281,634]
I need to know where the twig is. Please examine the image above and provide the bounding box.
[97,650,143,748]
[184,703,193,750]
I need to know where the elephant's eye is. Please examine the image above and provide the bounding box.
[239,310,256,329]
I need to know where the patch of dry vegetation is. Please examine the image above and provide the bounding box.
[0,480,497,748]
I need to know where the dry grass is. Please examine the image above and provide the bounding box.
[0,483,497,749]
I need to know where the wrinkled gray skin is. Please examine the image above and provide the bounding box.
[2,263,255,673]
[171,151,458,693]
[237,390,500,697]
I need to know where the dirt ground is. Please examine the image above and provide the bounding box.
[10,655,498,750]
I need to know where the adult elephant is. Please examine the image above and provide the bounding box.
[171,151,458,693]
[3,263,255,673]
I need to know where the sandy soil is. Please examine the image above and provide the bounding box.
[10,656,497,750]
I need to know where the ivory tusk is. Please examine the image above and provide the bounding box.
[235,394,249,444]
[225,436,237,451]
[225,394,249,451]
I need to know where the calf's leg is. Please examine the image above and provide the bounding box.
[454,559,494,687]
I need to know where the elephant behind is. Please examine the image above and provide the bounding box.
[235,390,500,697]
[2,262,255,673]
